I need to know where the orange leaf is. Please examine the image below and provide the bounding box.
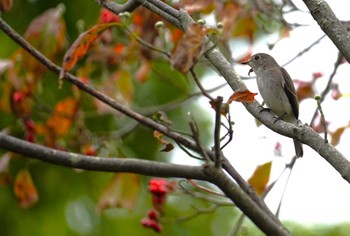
[170,23,207,73]
[14,169,38,208]
[59,22,120,78]
[97,173,140,212]
[153,130,174,152]
[45,98,79,140]
[227,89,257,103]
[248,162,272,196]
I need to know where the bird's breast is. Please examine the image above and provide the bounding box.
[256,72,294,121]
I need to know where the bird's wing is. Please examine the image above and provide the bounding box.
[281,67,299,119]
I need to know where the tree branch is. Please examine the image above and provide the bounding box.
[208,167,290,236]
[96,0,140,13]
[302,0,350,63]
[0,132,208,179]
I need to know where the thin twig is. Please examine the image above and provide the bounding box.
[231,213,246,236]
[310,52,343,124]
[190,68,215,101]
[189,120,211,162]
[315,96,328,143]
[282,34,326,67]
[220,112,233,150]
[213,96,223,167]
[176,141,203,161]
[187,179,226,197]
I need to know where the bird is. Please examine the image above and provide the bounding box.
[242,53,303,158]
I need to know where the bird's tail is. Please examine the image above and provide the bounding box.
[293,139,303,158]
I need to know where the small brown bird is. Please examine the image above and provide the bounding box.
[242,53,303,158]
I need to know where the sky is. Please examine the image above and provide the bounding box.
[174,0,350,225]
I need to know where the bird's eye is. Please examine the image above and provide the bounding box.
[254,55,260,60]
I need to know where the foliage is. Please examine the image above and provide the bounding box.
[0,0,350,235]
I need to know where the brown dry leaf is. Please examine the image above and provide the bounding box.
[60,22,119,79]
[153,130,174,152]
[21,5,66,73]
[0,0,12,12]
[97,173,140,212]
[248,161,272,196]
[330,125,350,146]
[216,1,242,42]
[170,23,207,73]
[231,14,257,42]
[227,89,257,104]
[181,0,215,14]
[294,79,315,102]
[209,100,230,116]
[14,169,39,208]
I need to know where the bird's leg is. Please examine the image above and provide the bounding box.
[273,112,287,124]
[258,101,271,113]
[259,106,271,113]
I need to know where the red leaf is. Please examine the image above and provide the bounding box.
[312,72,324,80]
[60,23,120,78]
[99,9,120,23]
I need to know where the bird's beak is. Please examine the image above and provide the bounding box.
[241,59,254,76]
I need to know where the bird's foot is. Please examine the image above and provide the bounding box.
[258,105,271,114]
[273,113,287,124]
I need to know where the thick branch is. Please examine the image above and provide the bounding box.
[0,132,209,180]
[208,167,290,236]
[302,0,350,63]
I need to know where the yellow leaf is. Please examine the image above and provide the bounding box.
[248,161,272,195]
[97,173,140,212]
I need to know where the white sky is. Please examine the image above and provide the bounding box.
[173,0,350,225]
